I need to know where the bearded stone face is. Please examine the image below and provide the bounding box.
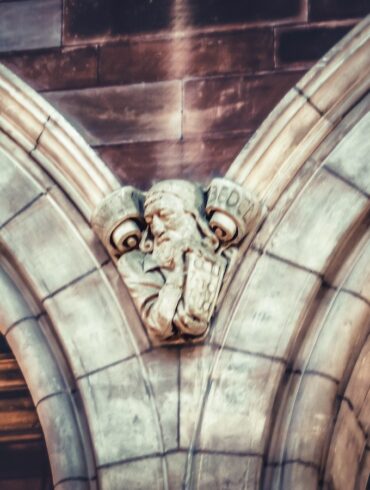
[144,194,201,268]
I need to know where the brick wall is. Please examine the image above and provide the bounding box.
[0,0,368,188]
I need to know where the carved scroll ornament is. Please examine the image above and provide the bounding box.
[92,179,263,344]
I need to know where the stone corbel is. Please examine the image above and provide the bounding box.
[92,178,264,344]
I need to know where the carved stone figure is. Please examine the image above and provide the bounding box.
[92,178,263,344]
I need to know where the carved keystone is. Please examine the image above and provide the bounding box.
[92,179,263,344]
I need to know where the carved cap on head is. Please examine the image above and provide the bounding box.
[145,180,205,216]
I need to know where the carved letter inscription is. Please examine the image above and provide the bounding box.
[92,179,263,344]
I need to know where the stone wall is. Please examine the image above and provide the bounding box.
[0,0,367,188]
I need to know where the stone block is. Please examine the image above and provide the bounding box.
[97,134,247,189]
[280,463,319,490]
[310,0,368,21]
[0,0,61,53]
[325,110,370,196]
[78,357,162,466]
[43,269,136,378]
[295,291,369,380]
[0,196,96,300]
[142,349,179,451]
[98,457,165,490]
[283,375,338,464]
[183,71,304,136]
[325,403,366,490]
[213,254,320,359]
[0,47,97,91]
[191,453,262,490]
[99,29,273,85]
[64,0,301,43]
[266,169,368,274]
[277,25,353,65]
[196,350,285,454]
[0,267,41,334]
[6,317,65,405]
[44,81,182,145]
[0,148,44,228]
[37,393,88,484]
[179,346,216,448]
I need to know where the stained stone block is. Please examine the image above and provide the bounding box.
[266,169,368,274]
[196,350,285,454]
[0,0,61,53]
[0,47,98,91]
[37,393,88,484]
[310,0,368,20]
[98,457,165,490]
[99,30,274,85]
[78,357,163,466]
[277,25,353,64]
[180,346,216,448]
[44,81,182,145]
[166,452,187,490]
[97,134,247,188]
[184,71,304,135]
[64,0,300,43]
[43,269,136,378]
[213,254,320,359]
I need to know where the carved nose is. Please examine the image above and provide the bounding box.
[152,215,165,235]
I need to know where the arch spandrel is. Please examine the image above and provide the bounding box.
[0,15,369,490]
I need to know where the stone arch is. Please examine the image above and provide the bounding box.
[0,14,369,490]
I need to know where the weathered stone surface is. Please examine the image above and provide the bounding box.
[266,169,368,273]
[44,81,182,145]
[184,71,304,136]
[99,457,165,490]
[325,110,370,196]
[277,25,353,64]
[78,357,163,466]
[295,291,369,380]
[99,29,274,85]
[310,0,368,20]
[180,346,216,448]
[97,134,247,188]
[37,393,88,484]
[213,254,320,359]
[0,196,96,300]
[0,47,97,91]
[6,317,65,405]
[345,338,370,420]
[282,375,338,464]
[191,453,262,489]
[43,269,136,378]
[0,0,61,53]
[197,350,285,454]
[64,0,301,43]
[325,403,366,490]
[0,148,44,228]
[142,349,179,451]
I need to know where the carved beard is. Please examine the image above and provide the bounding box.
[152,238,180,269]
